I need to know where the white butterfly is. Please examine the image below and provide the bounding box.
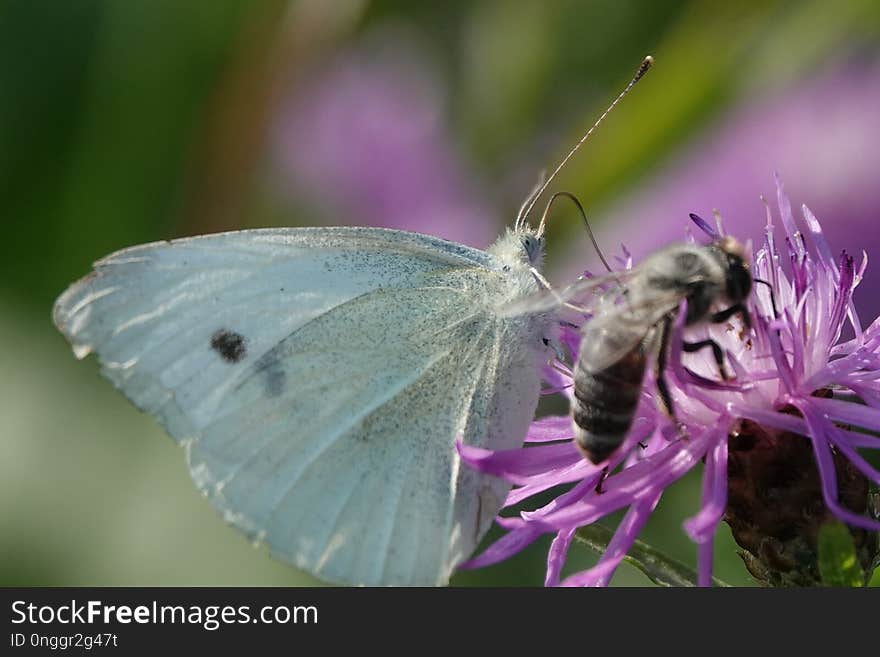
[52,55,652,586]
[53,223,559,586]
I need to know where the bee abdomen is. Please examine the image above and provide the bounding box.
[572,348,646,463]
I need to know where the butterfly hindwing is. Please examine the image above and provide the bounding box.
[190,284,538,585]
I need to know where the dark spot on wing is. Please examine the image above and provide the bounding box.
[256,351,286,397]
[211,329,247,363]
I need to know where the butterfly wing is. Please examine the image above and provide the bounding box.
[53,227,493,442]
[54,227,545,585]
[190,284,541,585]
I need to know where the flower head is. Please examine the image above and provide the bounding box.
[459,179,880,586]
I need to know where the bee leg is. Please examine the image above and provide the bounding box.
[594,466,609,494]
[655,317,688,439]
[753,278,780,319]
[710,303,750,329]
[654,317,676,419]
[682,339,731,380]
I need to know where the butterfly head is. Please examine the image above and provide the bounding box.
[488,227,546,270]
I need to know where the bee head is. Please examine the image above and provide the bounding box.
[715,236,752,304]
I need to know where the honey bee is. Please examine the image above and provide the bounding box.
[511,232,754,464]
[568,235,753,462]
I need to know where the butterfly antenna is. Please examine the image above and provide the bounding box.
[517,55,653,228]
[516,170,547,231]
[537,191,612,272]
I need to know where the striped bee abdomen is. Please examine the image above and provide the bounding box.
[565,237,752,466]
[572,343,647,463]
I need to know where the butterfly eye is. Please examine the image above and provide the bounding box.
[521,235,539,261]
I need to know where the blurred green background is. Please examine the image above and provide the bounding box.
[2,0,880,586]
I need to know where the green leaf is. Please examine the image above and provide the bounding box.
[573,525,731,587]
[817,520,866,587]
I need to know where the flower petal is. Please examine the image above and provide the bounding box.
[503,460,598,506]
[689,212,720,240]
[795,400,880,531]
[802,204,838,274]
[545,528,576,587]
[526,415,574,443]
[775,174,804,257]
[457,525,544,570]
[456,441,581,484]
[683,435,728,544]
[697,539,715,588]
[811,395,880,434]
[818,414,880,487]
[560,491,663,587]
[530,423,721,530]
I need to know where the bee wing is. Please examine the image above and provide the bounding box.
[501,268,640,317]
[578,290,687,372]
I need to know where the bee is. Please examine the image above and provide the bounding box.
[567,235,753,462]
[510,230,754,464]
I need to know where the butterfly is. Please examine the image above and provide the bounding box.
[53,223,559,586]
[52,56,652,586]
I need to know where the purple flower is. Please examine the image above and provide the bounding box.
[272,40,496,247]
[459,180,880,586]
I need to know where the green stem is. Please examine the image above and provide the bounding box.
[574,524,732,587]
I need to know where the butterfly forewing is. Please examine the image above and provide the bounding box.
[53,226,548,585]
